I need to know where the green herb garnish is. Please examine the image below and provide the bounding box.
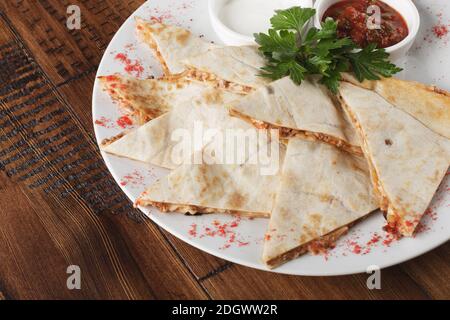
[254,7,402,93]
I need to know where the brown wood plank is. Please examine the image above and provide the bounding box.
[0,0,145,84]
[0,183,104,300]
[0,15,207,300]
[201,264,431,300]
[400,243,450,299]
[54,73,96,134]
[106,212,209,299]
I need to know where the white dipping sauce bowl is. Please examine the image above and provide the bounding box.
[209,0,314,46]
[313,0,420,61]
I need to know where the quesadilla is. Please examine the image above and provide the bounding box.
[263,138,378,268]
[182,46,270,94]
[98,74,242,124]
[101,97,252,170]
[136,136,284,218]
[229,76,362,155]
[135,17,216,75]
[338,82,450,237]
[341,73,450,139]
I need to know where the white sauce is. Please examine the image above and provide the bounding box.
[218,0,309,36]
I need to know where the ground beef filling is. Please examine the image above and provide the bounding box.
[135,200,269,218]
[186,69,254,94]
[229,108,363,156]
[100,132,127,147]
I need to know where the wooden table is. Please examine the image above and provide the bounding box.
[0,0,448,300]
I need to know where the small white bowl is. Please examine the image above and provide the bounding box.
[209,0,314,46]
[313,0,420,61]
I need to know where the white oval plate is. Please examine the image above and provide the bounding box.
[92,0,450,276]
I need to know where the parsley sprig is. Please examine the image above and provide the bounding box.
[254,7,402,93]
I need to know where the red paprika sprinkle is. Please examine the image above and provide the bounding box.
[349,241,362,254]
[94,116,113,128]
[189,217,250,250]
[433,24,449,39]
[116,115,133,129]
[237,241,249,247]
[188,224,197,237]
[105,75,119,82]
[114,53,144,77]
[366,233,381,246]
[119,170,145,187]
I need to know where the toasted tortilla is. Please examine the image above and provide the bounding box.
[341,73,450,139]
[101,97,252,169]
[263,138,378,268]
[135,17,216,75]
[229,76,362,155]
[338,82,450,237]
[136,136,285,218]
[182,46,270,94]
[98,74,242,124]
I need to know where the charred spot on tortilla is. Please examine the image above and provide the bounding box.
[203,89,224,105]
[176,30,190,45]
[384,139,393,146]
[228,192,246,208]
[266,85,274,95]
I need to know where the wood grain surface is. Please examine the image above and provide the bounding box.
[0,0,448,300]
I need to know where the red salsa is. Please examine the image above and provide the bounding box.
[323,0,409,48]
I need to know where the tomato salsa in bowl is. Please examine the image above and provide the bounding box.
[323,0,408,48]
[314,0,420,61]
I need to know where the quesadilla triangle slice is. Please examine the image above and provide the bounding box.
[182,46,270,94]
[98,74,242,124]
[338,82,450,237]
[135,17,216,75]
[229,76,363,155]
[101,98,252,170]
[136,135,285,218]
[263,138,378,268]
[341,73,450,139]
